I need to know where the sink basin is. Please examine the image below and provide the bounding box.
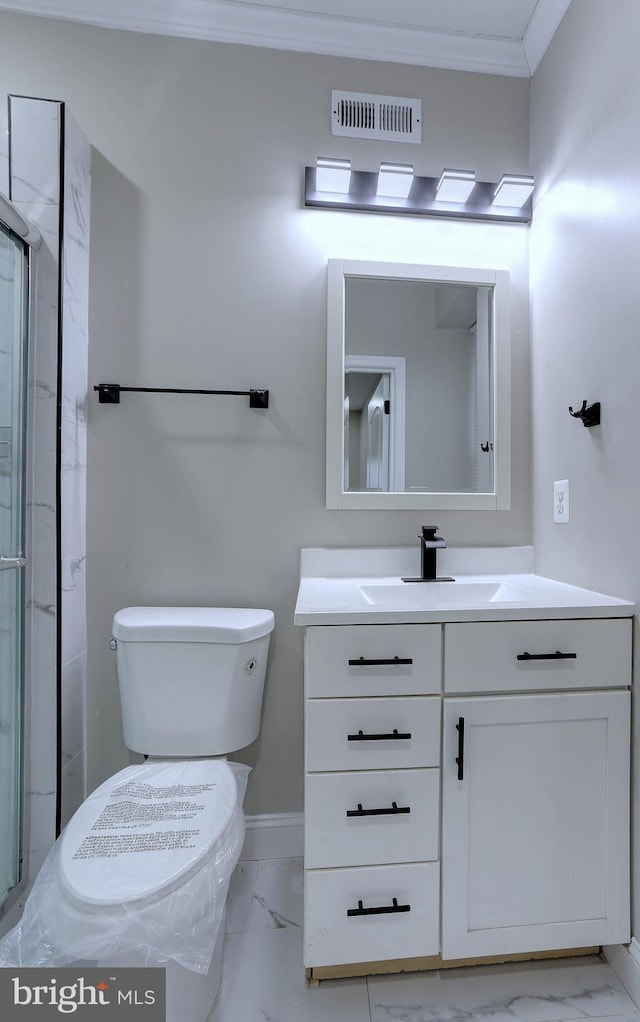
[294,549,637,624]
[358,580,525,609]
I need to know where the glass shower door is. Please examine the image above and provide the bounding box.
[0,220,28,908]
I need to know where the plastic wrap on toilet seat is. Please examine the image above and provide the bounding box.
[0,761,250,974]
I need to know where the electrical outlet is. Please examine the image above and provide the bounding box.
[554,479,570,523]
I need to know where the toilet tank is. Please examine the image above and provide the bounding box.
[111,607,275,757]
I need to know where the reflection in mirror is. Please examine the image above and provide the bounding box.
[345,279,492,494]
[326,260,511,511]
[344,355,406,492]
[345,372,389,491]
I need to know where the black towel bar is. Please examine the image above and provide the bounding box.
[93,383,269,408]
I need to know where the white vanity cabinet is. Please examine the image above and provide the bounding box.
[302,614,631,978]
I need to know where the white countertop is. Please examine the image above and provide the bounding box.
[294,548,635,625]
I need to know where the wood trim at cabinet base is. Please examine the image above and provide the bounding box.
[306,946,600,983]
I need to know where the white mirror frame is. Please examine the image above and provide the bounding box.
[326,259,511,511]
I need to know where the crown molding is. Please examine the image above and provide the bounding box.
[0,0,570,78]
[523,0,572,74]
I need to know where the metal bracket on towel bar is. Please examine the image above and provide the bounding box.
[93,383,269,409]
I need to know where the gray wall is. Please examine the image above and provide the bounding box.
[0,11,531,816]
[529,0,640,932]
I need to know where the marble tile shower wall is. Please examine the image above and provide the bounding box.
[59,109,90,830]
[5,96,90,880]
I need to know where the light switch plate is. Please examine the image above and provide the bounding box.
[554,479,570,523]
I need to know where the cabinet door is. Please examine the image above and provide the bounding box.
[441,691,630,960]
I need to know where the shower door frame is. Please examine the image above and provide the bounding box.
[0,191,40,921]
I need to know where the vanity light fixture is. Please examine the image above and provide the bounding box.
[315,156,351,194]
[376,162,414,199]
[492,173,535,208]
[435,168,476,204]
[304,161,534,223]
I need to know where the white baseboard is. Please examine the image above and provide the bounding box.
[240,812,304,862]
[604,939,640,1008]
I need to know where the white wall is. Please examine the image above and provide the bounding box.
[530,0,640,931]
[0,11,531,817]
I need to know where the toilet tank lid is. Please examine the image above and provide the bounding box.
[112,606,275,643]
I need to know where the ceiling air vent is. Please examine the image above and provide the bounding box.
[331,90,421,143]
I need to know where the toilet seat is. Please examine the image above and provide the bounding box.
[58,759,238,909]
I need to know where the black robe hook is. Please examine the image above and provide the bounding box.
[569,400,600,428]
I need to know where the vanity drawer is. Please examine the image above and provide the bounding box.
[444,618,632,694]
[305,624,441,697]
[306,696,440,772]
[304,861,440,968]
[305,768,439,869]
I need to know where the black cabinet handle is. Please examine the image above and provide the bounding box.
[347,897,411,917]
[348,656,413,666]
[346,801,411,818]
[348,728,412,742]
[517,650,577,661]
[455,716,465,781]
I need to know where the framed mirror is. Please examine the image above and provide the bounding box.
[326,259,511,510]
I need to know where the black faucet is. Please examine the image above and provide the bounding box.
[402,525,455,582]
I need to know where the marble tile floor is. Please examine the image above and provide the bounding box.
[213,856,640,1022]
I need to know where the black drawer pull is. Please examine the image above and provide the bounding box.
[347,728,412,742]
[517,650,577,661]
[348,656,413,666]
[455,716,465,781]
[347,897,411,917]
[346,801,411,818]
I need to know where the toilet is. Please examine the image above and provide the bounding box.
[39,606,274,1022]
